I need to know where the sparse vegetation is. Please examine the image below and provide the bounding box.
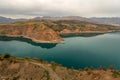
[3,53,11,58]
[51,61,59,71]
[112,70,120,78]
[0,54,120,80]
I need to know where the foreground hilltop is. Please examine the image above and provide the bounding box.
[0,54,120,80]
[0,20,120,43]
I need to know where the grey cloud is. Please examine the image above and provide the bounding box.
[0,0,120,18]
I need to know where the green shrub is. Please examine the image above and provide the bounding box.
[4,53,11,58]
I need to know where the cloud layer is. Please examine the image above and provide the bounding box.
[0,0,120,18]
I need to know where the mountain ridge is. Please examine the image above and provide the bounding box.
[1,16,120,26]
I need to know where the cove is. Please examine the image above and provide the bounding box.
[0,32,120,69]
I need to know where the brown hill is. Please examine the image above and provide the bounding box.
[41,20,120,34]
[0,20,120,43]
[0,22,63,43]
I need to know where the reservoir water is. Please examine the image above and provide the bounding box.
[0,32,120,69]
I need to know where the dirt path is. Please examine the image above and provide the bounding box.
[30,62,62,80]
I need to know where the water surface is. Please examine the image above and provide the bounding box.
[0,32,120,69]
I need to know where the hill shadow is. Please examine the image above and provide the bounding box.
[0,36,57,49]
[60,33,105,38]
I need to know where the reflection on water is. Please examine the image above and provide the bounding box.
[0,33,120,69]
[0,36,57,49]
[60,33,105,37]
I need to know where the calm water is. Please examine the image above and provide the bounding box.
[0,32,120,69]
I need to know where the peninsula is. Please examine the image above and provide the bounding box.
[0,21,63,43]
[0,20,120,43]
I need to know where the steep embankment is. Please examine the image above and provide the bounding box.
[0,55,120,80]
[0,22,63,43]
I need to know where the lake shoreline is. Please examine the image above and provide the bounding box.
[0,34,64,44]
[0,30,119,44]
[1,32,120,70]
[60,30,120,37]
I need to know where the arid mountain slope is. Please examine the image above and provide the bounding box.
[0,22,63,43]
[36,20,120,34]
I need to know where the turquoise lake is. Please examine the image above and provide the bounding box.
[0,32,120,69]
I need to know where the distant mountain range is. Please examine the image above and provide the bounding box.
[88,17,120,26]
[0,16,14,24]
[0,16,120,26]
[0,16,26,24]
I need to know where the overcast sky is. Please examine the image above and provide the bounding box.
[0,0,120,18]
